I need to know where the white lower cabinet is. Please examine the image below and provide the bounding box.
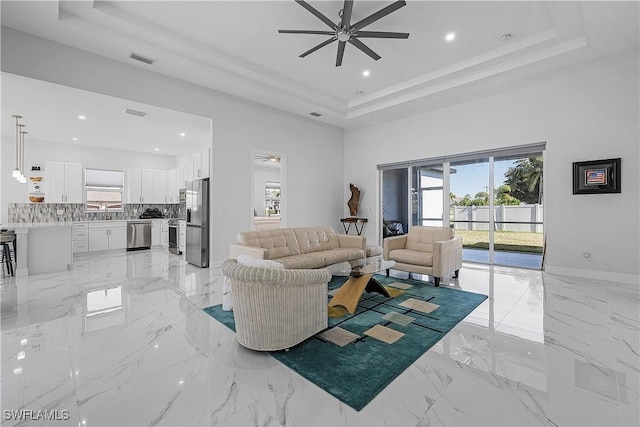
[179,220,186,254]
[88,222,127,252]
[151,220,161,246]
[72,223,89,253]
[160,220,169,249]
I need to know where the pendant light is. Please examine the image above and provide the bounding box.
[11,115,22,178]
[18,129,27,183]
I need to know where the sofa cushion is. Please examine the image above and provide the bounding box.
[405,226,454,253]
[294,226,340,254]
[277,253,328,269]
[389,249,433,267]
[322,248,365,265]
[237,229,301,259]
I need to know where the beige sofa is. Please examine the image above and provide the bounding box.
[383,226,462,286]
[229,226,365,269]
[222,259,331,351]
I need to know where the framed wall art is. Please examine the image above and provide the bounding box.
[572,158,621,194]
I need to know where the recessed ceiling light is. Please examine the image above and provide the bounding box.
[78,115,86,120]
[445,32,456,42]
[154,148,159,151]
[362,70,370,77]
[179,132,186,137]
[72,137,78,141]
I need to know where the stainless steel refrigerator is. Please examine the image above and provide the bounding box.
[186,178,209,267]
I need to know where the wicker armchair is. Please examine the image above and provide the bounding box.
[221,259,331,351]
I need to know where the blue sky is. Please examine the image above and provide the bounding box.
[450,160,515,198]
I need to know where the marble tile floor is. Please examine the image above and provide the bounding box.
[0,248,638,426]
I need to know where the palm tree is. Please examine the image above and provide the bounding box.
[504,156,543,204]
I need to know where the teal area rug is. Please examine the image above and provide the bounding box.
[203,275,487,411]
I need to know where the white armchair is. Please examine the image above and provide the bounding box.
[383,226,462,286]
[221,259,331,351]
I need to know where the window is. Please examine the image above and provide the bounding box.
[85,168,124,211]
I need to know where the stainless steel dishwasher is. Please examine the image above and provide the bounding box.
[127,221,151,250]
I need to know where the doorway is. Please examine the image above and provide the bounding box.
[250,149,287,231]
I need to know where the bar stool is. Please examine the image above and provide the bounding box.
[1,231,16,277]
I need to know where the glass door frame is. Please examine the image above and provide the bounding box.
[379,143,545,269]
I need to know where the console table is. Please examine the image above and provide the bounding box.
[340,217,368,235]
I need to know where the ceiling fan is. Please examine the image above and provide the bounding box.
[255,154,281,163]
[278,0,409,66]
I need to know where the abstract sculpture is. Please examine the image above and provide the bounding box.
[347,183,360,217]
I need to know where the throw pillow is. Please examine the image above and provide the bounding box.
[237,254,284,269]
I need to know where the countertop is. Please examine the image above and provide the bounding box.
[2,222,74,229]
[2,218,186,229]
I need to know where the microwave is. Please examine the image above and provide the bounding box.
[178,188,187,203]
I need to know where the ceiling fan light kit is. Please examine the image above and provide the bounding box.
[278,0,409,66]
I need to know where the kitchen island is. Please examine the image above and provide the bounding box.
[2,222,73,276]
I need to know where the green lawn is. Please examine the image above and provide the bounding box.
[453,229,543,254]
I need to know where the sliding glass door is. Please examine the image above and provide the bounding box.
[379,144,545,270]
[450,158,491,265]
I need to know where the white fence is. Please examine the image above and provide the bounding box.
[453,204,543,232]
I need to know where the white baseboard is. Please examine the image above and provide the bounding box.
[545,265,640,285]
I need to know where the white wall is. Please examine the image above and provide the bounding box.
[1,27,344,261]
[1,136,176,223]
[345,52,639,282]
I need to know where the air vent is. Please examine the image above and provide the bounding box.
[309,112,322,117]
[123,108,147,117]
[129,52,155,65]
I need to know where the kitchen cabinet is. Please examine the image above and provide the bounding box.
[151,219,161,246]
[88,222,127,252]
[166,168,185,203]
[160,220,169,249]
[127,168,167,204]
[192,147,210,179]
[179,220,186,254]
[46,161,83,203]
[152,170,166,203]
[72,223,89,253]
[167,169,177,203]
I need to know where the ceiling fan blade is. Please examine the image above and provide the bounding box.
[336,41,346,66]
[340,0,354,28]
[278,30,336,35]
[299,36,337,58]
[351,0,406,31]
[348,38,381,61]
[295,0,337,30]
[354,31,409,39]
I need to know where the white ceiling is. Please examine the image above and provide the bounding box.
[1,1,638,139]
[1,72,212,156]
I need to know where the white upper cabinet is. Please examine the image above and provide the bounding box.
[167,169,177,203]
[127,168,142,203]
[152,170,166,204]
[46,161,83,203]
[192,147,210,180]
[128,168,167,204]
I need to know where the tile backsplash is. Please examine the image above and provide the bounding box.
[8,203,186,223]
